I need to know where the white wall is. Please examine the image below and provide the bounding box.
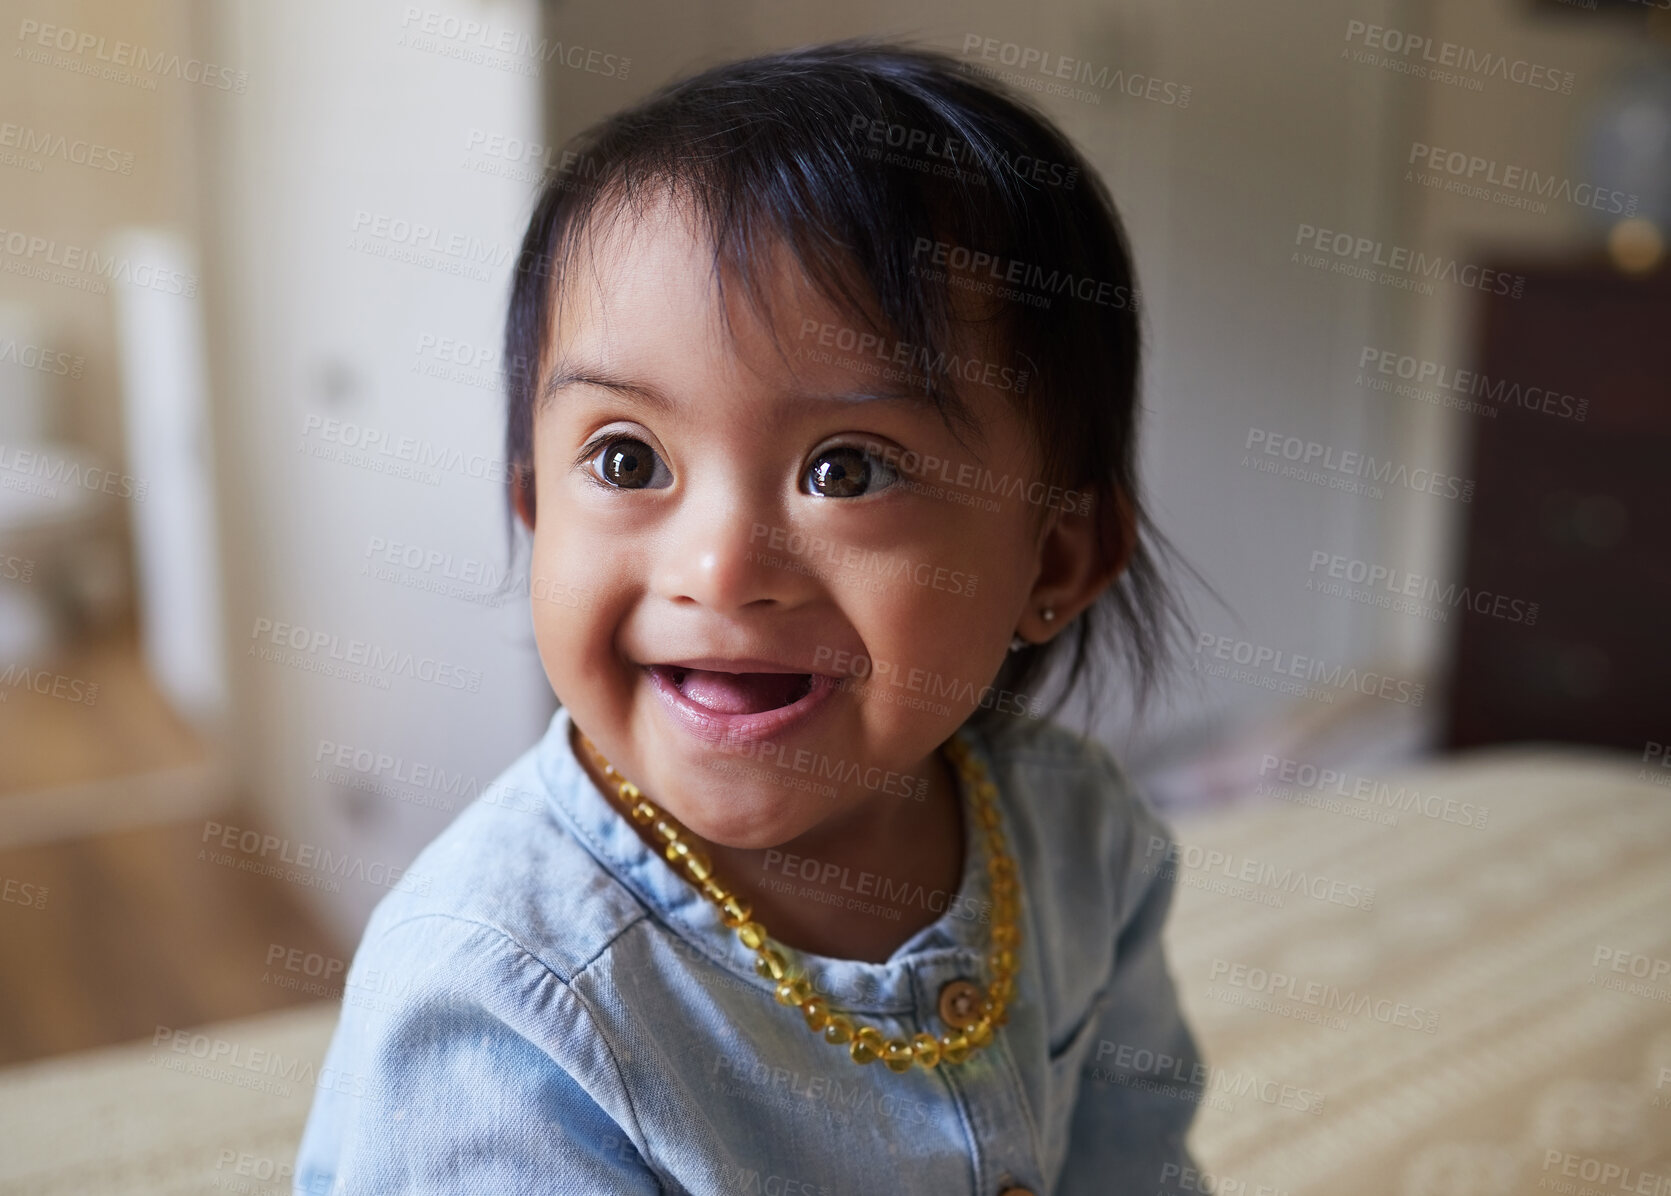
[197,0,553,941]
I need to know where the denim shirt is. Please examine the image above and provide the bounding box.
[294,705,1201,1195]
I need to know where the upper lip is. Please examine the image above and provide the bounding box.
[646,656,825,675]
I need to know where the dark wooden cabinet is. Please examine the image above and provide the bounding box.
[1445,260,1671,751]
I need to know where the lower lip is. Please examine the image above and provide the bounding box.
[644,666,839,747]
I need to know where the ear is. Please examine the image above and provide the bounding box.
[512,463,536,530]
[1016,486,1136,644]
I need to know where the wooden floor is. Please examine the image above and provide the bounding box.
[0,817,345,1065]
[0,628,206,794]
[1,630,342,1065]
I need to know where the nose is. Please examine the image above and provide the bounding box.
[652,485,811,614]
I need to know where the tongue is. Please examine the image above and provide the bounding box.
[674,668,810,715]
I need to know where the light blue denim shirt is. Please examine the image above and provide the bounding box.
[294,704,1201,1194]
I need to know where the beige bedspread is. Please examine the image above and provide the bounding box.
[2,747,1667,1194]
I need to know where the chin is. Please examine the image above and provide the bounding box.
[661,781,814,852]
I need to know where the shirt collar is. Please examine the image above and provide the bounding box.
[535,704,1001,1013]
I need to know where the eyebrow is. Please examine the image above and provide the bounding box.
[540,361,942,415]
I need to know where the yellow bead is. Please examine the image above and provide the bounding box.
[630,800,657,825]
[939,1032,970,1065]
[801,997,830,1031]
[882,1039,915,1073]
[754,948,787,981]
[823,1015,853,1045]
[775,977,811,1006]
[665,839,691,863]
[683,852,712,882]
[969,1018,993,1048]
[849,1026,883,1064]
[991,924,1017,948]
[699,877,727,904]
[988,975,1012,1004]
[911,1033,941,1068]
[992,1003,1010,1027]
[976,804,1000,830]
[989,949,1014,976]
[991,855,1016,879]
[737,921,768,950]
[652,817,680,844]
[720,896,751,928]
[618,781,640,803]
[976,780,996,798]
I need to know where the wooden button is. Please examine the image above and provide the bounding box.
[938,978,984,1030]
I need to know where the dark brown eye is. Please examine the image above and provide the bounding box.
[593,438,670,489]
[804,445,899,499]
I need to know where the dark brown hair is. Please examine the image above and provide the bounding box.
[502,39,1193,742]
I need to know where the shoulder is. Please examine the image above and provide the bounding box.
[979,715,1170,872]
[973,717,1178,1008]
[353,738,649,988]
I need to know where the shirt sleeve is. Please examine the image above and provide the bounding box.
[293,914,663,1196]
[1053,784,1203,1195]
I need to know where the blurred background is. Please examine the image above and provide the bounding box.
[1,0,1668,1192]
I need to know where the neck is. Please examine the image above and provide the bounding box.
[572,722,967,964]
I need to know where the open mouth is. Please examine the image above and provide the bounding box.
[650,665,816,715]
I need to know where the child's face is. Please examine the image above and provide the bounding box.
[526,198,1062,850]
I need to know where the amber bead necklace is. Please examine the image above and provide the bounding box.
[574,727,1019,1072]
